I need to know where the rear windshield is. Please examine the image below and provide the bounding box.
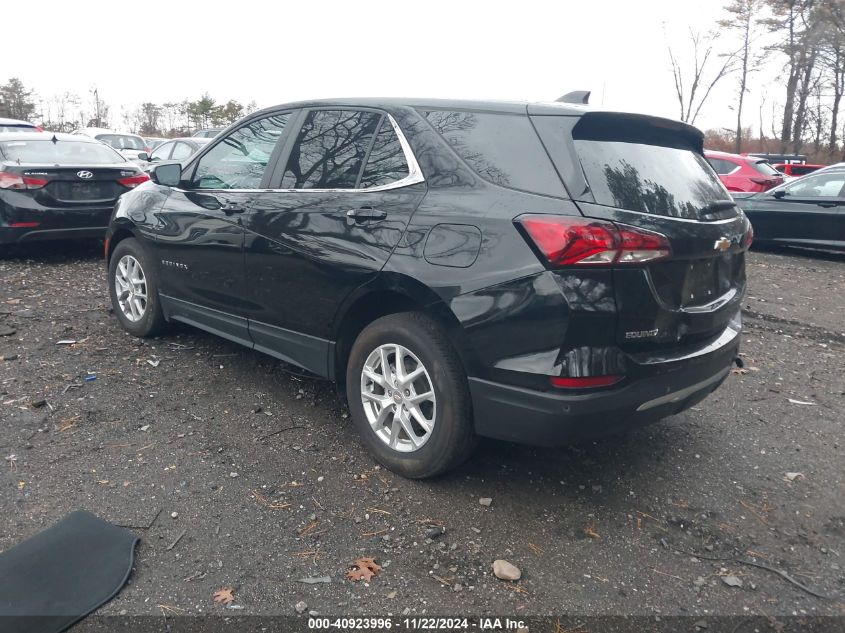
[96,134,146,150]
[752,160,780,176]
[0,139,125,164]
[575,141,726,220]
[0,124,38,133]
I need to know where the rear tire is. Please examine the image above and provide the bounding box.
[346,312,477,478]
[108,238,166,338]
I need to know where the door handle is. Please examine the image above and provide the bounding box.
[220,202,246,215]
[346,207,387,222]
[816,201,838,208]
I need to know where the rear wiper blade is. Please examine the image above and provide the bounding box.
[700,200,737,215]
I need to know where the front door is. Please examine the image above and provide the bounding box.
[242,109,426,375]
[154,112,291,345]
[750,171,845,247]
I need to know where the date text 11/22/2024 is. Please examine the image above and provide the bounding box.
[308,617,528,631]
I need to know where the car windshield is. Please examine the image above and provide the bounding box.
[752,160,780,176]
[96,134,146,150]
[0,139,125,164]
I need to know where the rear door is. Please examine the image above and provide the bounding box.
[153,112,292,345]
[744,171,845,247]
[241,108,426,375]
[532,111,750,352]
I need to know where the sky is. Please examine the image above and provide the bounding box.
[3,0,783,133]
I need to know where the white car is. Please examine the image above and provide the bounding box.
[73,127,149,162]
[0,117,41,133]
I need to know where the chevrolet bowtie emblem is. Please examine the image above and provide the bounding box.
[714,237,732,252]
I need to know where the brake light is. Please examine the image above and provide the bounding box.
[0,172,47,190]
[551,375,623,388]
[516,215,670,266]
[9,221,40,228]
[118,173,150,188]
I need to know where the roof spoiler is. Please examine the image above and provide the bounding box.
[556,90,590,105]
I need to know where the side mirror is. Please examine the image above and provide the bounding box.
[137,152,149,161]
[772,189,787,199]
[148,162,182,187]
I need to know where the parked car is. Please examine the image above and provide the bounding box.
[144,137,211,168]
[1,133,148,250]
[144,137,168,151]
[0,117,42,133]
[73,128,150,162]
[105,99,750,478]
[734,164,845,252]
[772,163,825,178]
[705,150,784,192]
[192,128,222,138]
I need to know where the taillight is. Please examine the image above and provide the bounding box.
[750,177,778,186]
[516,215,670,267]
[0,172,47,190]
[118,173,150,188]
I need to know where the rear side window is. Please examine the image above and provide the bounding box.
[282,110,381,189]
[423,110,566,197]
[359,118,409,188]
[0,139,124,164]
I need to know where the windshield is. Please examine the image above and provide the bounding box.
[0,139,125,164]
[575,140,728,219]
[95,134,146,150]
[0,124,38,133]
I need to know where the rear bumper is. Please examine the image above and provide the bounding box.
[469,323,739,445]
[0,225,108,244]
[0,205,112,244]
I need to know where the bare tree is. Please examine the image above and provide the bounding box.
[667,28,738,126]
[719,0,768,153]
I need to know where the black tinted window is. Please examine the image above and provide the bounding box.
[282,110,380,189]
[576,140,727,219]
[193,113,289,189]
[359,118,409,188]
[424,110,565,197]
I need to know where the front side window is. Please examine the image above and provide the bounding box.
[281,110,381,189]
[782,172,845,198]
[192,113,289,190]
[359,118,409,188]
[150,142,173,161]
[170,142,193,160]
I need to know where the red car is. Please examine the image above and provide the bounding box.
[705,150,784,193]
[772,163,825,178]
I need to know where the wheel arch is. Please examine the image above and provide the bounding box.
[331,273,479,395]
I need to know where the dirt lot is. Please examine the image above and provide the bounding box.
[1,242,843,623]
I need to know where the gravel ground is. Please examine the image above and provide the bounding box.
[1,242,843,622]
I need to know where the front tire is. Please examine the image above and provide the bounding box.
[108,237,166,337]
[346,312,477,478]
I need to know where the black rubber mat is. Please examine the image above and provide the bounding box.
[0,510,139,633]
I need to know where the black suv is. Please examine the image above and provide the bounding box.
[105,99,751,478]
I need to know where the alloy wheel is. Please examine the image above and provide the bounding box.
[360,343,436,452]
[114,254,148,322]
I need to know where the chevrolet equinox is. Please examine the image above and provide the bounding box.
[105,99,751,478]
